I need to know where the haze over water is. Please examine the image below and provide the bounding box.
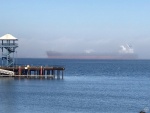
[0,59,150,113]
[0,1,150,59]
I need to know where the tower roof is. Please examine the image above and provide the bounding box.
[0,34,18,40]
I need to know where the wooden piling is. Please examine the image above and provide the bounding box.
[40,66,43,75]
[19,66,21,75]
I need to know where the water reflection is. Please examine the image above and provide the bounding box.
[0,78,17,113]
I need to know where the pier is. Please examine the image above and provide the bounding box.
[0,66,65,79]
[0,34,65,79]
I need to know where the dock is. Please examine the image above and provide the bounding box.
[0,66,65,79]
[0,34,65,80]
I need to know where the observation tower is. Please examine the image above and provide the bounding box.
[0,34,18,67]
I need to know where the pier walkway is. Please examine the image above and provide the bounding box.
[0,66,65,79]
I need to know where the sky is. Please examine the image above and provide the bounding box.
[0,0,150,59]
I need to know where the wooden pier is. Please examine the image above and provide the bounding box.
[0,66,65,79]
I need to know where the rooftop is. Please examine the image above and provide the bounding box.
[0,34,18,40]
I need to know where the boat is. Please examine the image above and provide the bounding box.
[46,45,138,59]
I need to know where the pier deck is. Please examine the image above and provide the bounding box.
[0,66,65,79]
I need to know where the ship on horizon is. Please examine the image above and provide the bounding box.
[46,44,138,59]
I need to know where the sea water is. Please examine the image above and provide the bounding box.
[0,59,150,113]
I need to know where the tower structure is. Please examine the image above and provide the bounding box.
[0,34,18,67]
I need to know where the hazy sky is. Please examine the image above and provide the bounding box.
[0,0,150,58]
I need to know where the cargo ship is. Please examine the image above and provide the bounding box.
[46,45,138,59]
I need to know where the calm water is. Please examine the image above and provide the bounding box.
[0,59,150,113]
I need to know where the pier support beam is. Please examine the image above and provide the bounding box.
[40,66,43,75]
[19,66,21,75]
